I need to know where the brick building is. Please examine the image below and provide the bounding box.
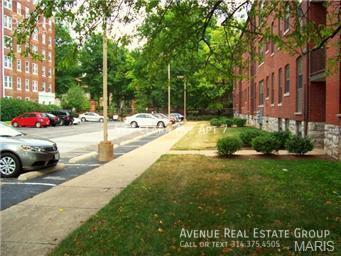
[233,0,340,159]
[1,0,55,104]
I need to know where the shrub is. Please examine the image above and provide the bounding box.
[225,118,234,127]
[239,129,267,147]
[286,136,314,155]
[233,117,247,127]
[0,98,60,121]
[251,134,281,154]
[210,118,222,127]
[217,137,242,157]
[272,130,291,149]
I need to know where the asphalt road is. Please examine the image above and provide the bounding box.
[1,121,168,210]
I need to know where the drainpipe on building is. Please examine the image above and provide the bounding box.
[304,0,310,137]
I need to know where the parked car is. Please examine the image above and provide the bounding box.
[43,113,60,127]
[73,117,81,125]
[11,112,50,128]
[50,110,74,126]
[0,123,59,178]
[170,113,180,122]
[125,113,170,128]
[171,113,184,121]
[79,112,104,122]
[153,113,176,124]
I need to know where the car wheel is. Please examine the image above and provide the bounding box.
[81,117,86,122]
[130,121,138,128]
[12,122,19,128]
[0,152,22,178]
[99,118,104,122]
[157,121,165,128]
[35,122,42,128]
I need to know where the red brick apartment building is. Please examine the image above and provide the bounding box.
[1,0,55,104]
[233,0,341,160]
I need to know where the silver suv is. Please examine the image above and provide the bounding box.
[0,123,59,178]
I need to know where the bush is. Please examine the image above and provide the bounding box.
[210,117,227,127]
[0,98,60,121]
[225,118,234,127]
[251,134,281,154]
[286,136,314,155]
[217,137,242,157]
[239,129,267,147]
[272,130,291,149]
[233,117,247,127]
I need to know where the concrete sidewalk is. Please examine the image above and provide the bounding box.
[0,125,193,256]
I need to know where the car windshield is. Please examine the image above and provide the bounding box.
[0,123,23,137]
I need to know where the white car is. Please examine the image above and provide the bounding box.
[124,113,170,128]
[79,112,104,122]
[73,117,81,125]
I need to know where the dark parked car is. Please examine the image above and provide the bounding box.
[50,110,74,126]
[11,112,50,128]
[0,123,59,178]
[42,113,60,127]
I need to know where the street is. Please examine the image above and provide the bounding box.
[1,121,167,210]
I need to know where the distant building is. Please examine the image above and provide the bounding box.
[1,0,55,104]
[233,0,340,159]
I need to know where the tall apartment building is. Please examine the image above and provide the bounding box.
[233,0,340,160]
[1,0,55,104]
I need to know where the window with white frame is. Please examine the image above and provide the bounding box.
[25,7,30,18]
[42,33,46,44]
[43,17,46,28]
[25,97,30,101]
[48,68,52,77]
[17,59,22,71]
[25,61,30,73]
[17,44,22,53]
[42,66,46,76]
[49,19,52,26]
[5,96,13,99]
[17,2,22,15]
[4,36,12,49]
[25,79,30,91]
[17,96,22,100]
[32,45,38,53]
[42,82,46,91]
[32,63,38,75]
[32,28,38,40]
[33,0,39,5]
[4,15,12,29]
[48,36,52,46]
[17,78,22,90]
[4,76,13,88]
[4,56,12,69]
[48,51,52,61]
[4,0,12,10]
[42,49,46,60]
[32,80,38,91]
[48,84,52,92]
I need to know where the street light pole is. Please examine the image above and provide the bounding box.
[184,78,187,122]
[168,63,171,120]
[97,16,113,162]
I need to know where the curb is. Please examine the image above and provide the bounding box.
[17,163,65,181]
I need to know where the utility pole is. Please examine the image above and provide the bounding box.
[168,63,171,120]
[97,15,113,162]
[184,78,187,122]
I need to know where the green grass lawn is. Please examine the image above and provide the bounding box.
[51,155,341,255]
[172,122,259,150]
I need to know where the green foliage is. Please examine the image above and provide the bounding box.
[239,129,267,147]
[233,117,247,127]
[225,118,233,127]
[272,130,291,149]
[252,134,281,154]
[217,137,241,157]
[0,98,59,121]
[286,136,314,155]
[210,117,228,127]
[61,85,89,112]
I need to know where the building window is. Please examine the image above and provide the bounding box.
[48,51,52,61]
[48,84,52,92]
[32,28,39,40]
[271,72,274,104]
[42,82,46,91]
[17,2,22,15]
[17,78,22,90]
[17,96,22,100]
[42,33,46,44]
[296,57,303,112]
[32,80,38,92]
[17,44,22,53]
[278,17,282,36]
[25,7,30,18]
[4,16,12,30]
[32,63,38,75]
[285,64,290,94]
[32,45,38,53]
[48,68,52,77]
[4,36,12,49]
[4,56,12,69]
[297,6,304,27]
[285,119,290,131]
[48,36,52,46]
[270,21,275,54]
[42,66,46,76]
[278,68,283,103]
[25,79,30,91]
[17,59,22,71]
[25,61,30,73]
[42,49,46,60]
[258,40,265,65]
[4,0,12,10]
[259,80,264,105]
[284,4,290,32]
[266,76,269,98]
[4,76,13,88]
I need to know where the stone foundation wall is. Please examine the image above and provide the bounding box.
[324,124,341,160]
[308,122,325,148]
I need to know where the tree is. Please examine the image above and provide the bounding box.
[61,85,89,112]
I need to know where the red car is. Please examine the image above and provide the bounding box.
[11,112,50,128]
